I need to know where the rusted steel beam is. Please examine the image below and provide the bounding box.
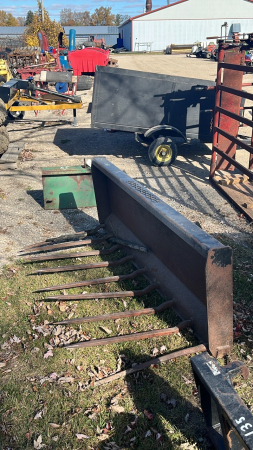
[29,255,133,275]
[213,145,253,179]
[44,284,158,301]
[33,268,146,293]
[219,62,253,73]
[65,320,192,349]
[53,300,174,325]
[23,245,120,263]
[218,84,253,102]
[21,224,105,251]
[20,234,113,255]
[214,126,253,160]
[94,344,207,386]
[216,106,253,129]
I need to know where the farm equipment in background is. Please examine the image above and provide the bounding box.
[91,66,215,167]
[0,59,12,84]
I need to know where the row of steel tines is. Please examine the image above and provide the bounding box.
[19,224,191,349]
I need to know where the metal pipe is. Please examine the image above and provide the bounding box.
[44,284,158,301]
[20,234,113,254]
[29,255,133,275]
[93,344,207,386]
[65,320,192,349]
[210,43,224,178]
[23,245,120,263]
[33,268,147,293]
[22,224,105,250]
[53,300,174,325]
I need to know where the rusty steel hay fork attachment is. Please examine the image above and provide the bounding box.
[21,157,233,357]
[20,159,253,449]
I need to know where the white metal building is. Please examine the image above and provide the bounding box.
[119,0,253,51]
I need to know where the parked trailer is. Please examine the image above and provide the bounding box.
[91,66,215,166]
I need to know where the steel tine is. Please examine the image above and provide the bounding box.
[20,224,105,251]
[29,255,133,275]
[53,300,174,325]
[23,245,120,263]
[33,268,146,293]
[44,284,158,301]
[19,234,113,255]
[65,320,192,349]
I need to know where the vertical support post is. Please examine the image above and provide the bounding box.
[73,108,78,127]
[210,44,224,179]
[250,107,253,170]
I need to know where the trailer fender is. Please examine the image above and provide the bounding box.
[144,125,187,142]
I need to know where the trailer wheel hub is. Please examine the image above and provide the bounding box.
[155,144,172,163]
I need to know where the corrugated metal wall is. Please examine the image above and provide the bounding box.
[132,18,253,51]
[119,21,132,51]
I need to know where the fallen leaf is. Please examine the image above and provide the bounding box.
[124,425,132,434]
[52,436,59,441]
[111,405,125,413]
[76,433,89,439]
[167,398,177,408]
[34,410,43,420]
[34,435,45,449]
[100,326,112,335]
[160,345,167,353]
[144,409,153,420]
[185,413,190,423]
[152,348,159,357]
[44,350,53,359]
[145,430,152,437]
[49,423,61,428]
[182,375,192,385]
[0,362,6,368]
[58,376,74,383]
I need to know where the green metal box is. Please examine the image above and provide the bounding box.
[42,165,96,210]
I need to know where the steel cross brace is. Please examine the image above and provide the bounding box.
[191,352,253,450]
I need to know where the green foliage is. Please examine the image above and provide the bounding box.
[25,10,34,25]
[24,1,68,47]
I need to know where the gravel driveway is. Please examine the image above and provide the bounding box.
[0,54,252,269]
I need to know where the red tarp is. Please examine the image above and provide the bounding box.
[68,48,110,75]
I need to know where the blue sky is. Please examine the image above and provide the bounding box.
[1,0,178,21]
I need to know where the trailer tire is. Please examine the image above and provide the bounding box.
[0,126,9,155]
[148,137,177,167]
[7,102,25,120]
[76,75,93,91]
[0,98,7,125]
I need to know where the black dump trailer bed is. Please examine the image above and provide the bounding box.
[91,66,215,166]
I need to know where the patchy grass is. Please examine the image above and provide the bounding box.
[0,234,252,450]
